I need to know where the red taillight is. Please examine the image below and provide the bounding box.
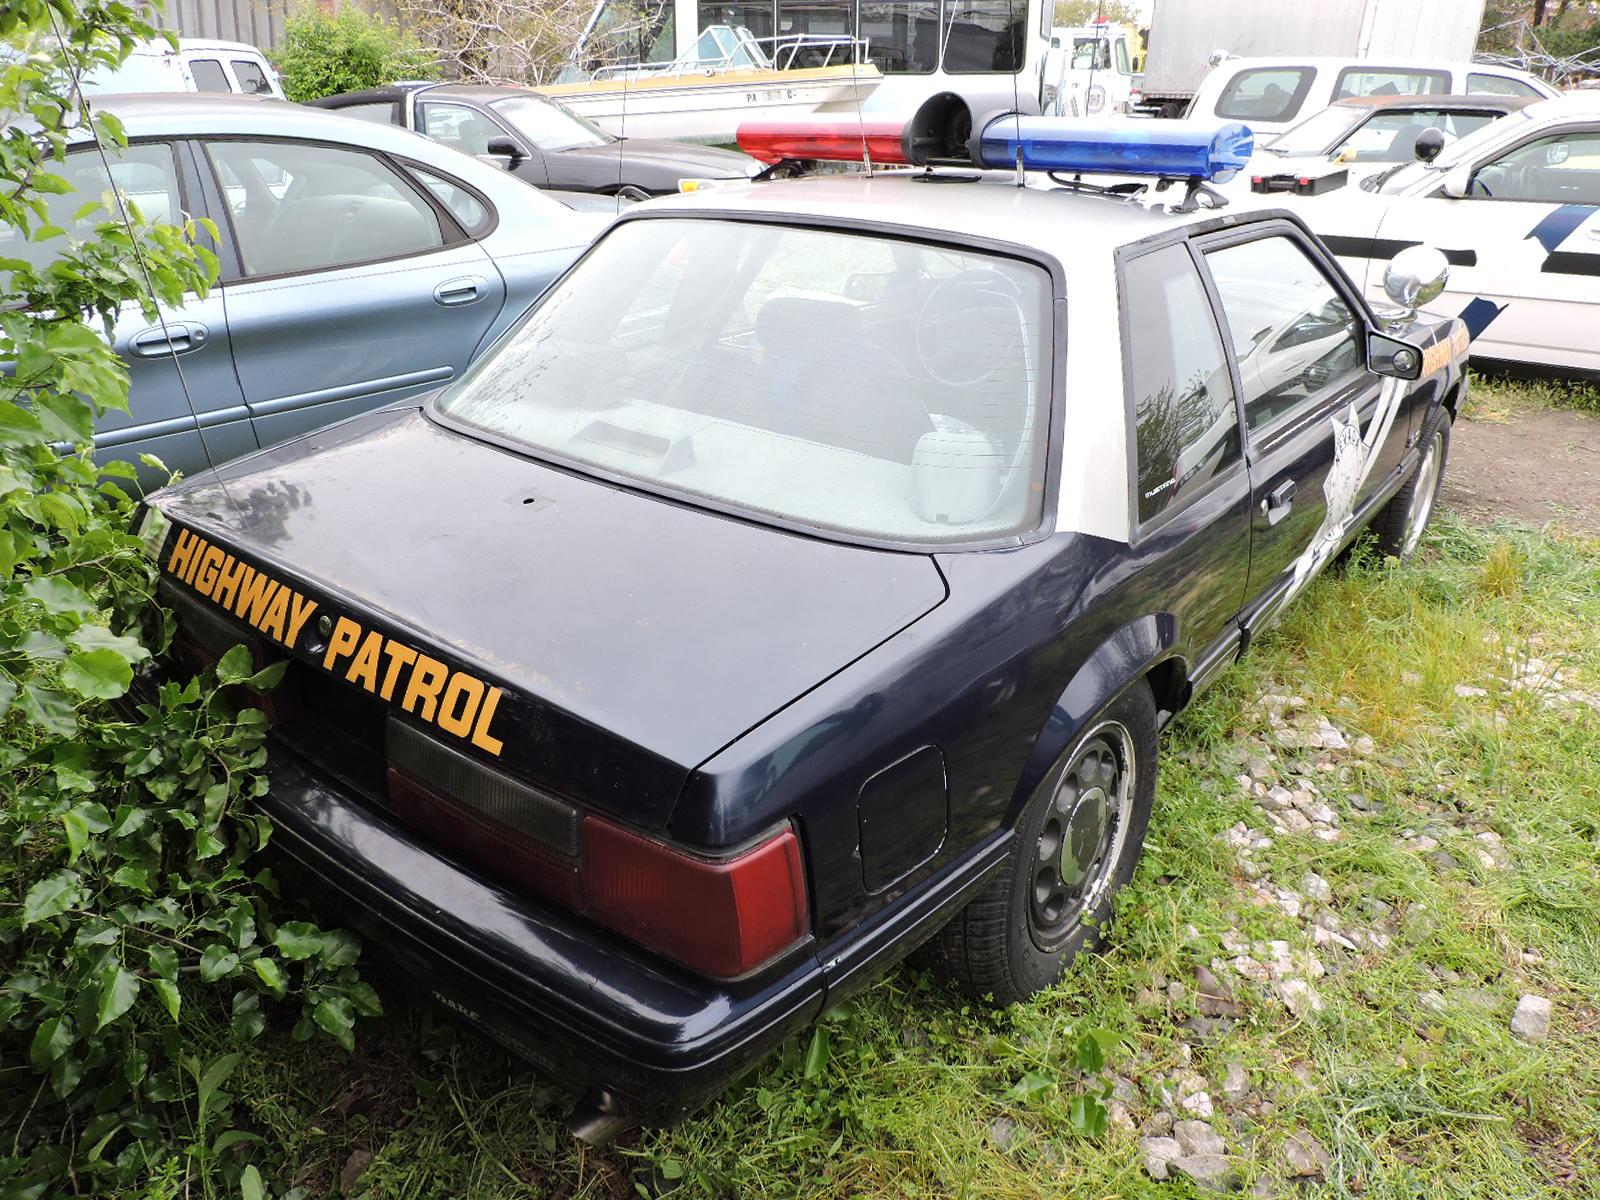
[385,761,809,979]
[582,816,808,978]
[737,119,909,166]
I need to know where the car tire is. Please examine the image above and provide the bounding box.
[1370,406,1452,560]
[922,681,1158,1005]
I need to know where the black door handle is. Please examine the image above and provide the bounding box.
[1263,479,1296,525]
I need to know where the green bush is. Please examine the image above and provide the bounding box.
[271,4,438,103]
[1,2,375,1193]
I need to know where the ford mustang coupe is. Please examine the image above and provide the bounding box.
[139,114,1467,1135]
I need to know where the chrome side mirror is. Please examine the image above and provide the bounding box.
[1439,162,1472,198]
[1382,245,1449,323]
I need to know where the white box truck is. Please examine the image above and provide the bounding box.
[1133,0,1489,118]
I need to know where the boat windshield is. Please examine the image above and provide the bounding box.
[436,219,1054,546]
[492,95,613,151]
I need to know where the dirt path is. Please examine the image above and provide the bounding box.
[1441,405,1600,535]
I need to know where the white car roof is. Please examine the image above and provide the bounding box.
[1214,55,1536,73]
[645,172,1228,282]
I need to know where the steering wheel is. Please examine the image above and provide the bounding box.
[915,268,1029,388]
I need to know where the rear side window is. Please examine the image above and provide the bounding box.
[1203,236,1364,436]
[1215,67,1313,123]
[333,101,401,125]
[232,59,273,95]
[1467,72,1543,98]
[188,58,230,92]
[206,140,447,277]
[1124,243,1240,525]
[1332,67,1450,101]
[407,165,494,236]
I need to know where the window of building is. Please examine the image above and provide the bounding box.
[861,0,940,73]
[941,0,1025,73]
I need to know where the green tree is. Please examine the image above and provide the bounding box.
[270,3,438,102]
[0,2,374,1192]
[1052,0,1142,30]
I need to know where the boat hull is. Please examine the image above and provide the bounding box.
[540,65,881,144]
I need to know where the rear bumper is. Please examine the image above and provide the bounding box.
[259,746,825,1123]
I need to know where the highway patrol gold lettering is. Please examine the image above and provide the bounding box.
[1421,338,1454,377]
[164,528,507,756]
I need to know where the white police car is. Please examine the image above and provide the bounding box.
[142,102,1468,1131]
[1294,92,1600,377]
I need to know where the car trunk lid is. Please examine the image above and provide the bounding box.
[152,406,946,831]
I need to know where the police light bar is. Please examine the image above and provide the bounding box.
[974,117,1253,181]
[733,93,1252,185]
[737,120,911,166]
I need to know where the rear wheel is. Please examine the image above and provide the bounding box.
[1371,407,1452,560]
[923,682,1158,1005]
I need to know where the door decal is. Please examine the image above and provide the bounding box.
[1458,296,1508,339]
[1525,204,1594,253]
[1286,380,1403,598]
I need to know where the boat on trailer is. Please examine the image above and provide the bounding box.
[551,0,1051,143]
[544,25,881,144]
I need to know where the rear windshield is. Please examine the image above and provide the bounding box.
[436,218,1054,545]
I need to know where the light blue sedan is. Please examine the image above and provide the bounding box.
[3,93,600,480]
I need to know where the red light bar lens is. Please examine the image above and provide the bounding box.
[737,119,909,166]
[582,816,808,978]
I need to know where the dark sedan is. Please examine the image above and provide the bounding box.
[311,83,759,196]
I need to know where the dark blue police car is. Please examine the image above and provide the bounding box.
[140,103,1467,1135]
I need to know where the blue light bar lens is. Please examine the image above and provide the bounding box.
[976,118,1254,181]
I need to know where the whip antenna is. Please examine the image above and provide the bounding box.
[1010,0,1023,186]
[850,20,870,172]
[47,12,232,503]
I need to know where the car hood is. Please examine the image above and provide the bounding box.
[151,406,945,827]
[568,138,756,180]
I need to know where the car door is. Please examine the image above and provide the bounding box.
[1199,226,1395,637]
[417,99,552,187]
[1118,239,1252,675]
[200,137,509,449]
[1410,123,1600,373]
[0,139,256,483]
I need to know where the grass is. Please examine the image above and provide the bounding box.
[1465,369,1600,419]
[212,387,1600,1200]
